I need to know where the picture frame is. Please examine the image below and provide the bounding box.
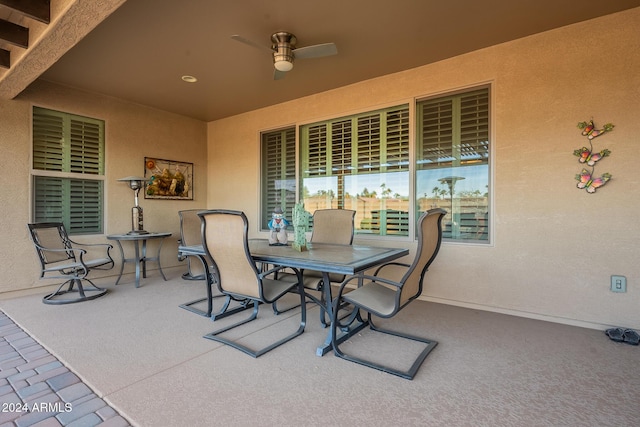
[144,157,193,200]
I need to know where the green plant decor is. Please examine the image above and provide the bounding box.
[292,203,309,252]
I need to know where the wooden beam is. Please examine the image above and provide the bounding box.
[0,19,28,48]
[0,48,9,69]
[0,0,50,24]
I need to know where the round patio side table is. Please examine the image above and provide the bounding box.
[107,232,172,288]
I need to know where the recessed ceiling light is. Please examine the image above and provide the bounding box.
[181,75,197,83]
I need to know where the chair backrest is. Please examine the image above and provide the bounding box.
[27,222,74,267]
[199,210,262,299]
[179,209,209,277]
[310,209,356,245]
[179,209,205,246]
[398,209,446,306]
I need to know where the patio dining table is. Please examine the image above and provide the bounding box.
[178,239,409,356]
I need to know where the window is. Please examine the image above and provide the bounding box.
[259,86,491,242]
[260,127,296,230]
[31,107,105,235]
[300,105,410,236]
[416,87,490,242]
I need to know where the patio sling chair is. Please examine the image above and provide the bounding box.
[27,222,114,304]
[178,208,223,318]
[330,208,446,379]
[178,209,208,280]
[199,209,307,357]
[273,208,355,325]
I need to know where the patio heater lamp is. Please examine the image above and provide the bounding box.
[438,176,465,237]
[118,176,149,235]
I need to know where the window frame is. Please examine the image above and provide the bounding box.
[30,106,106,235]
[415,85,492,245]
[258,84,493,245]
[259,126,297,232]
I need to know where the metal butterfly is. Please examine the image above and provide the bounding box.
[573,147,611,166]
[575,169,611,193]
[577,120,614,140]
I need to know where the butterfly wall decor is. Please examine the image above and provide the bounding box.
[574,119,614,194]
[577,120,614,140]
[575,169,611,193]
[573,147,611,166]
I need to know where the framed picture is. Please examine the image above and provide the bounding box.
[144,157,193,200]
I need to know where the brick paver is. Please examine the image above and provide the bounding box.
[0,311,131,427]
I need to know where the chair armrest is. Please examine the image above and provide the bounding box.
[335,273,403,299]
[373,261,410,276]
[344,274,403,289]
[33,243,87,257]
[67,239,113,251]
[66,240,113,260]
[34,245,91,275]
[259,264,291,279]
[53,240,114,270]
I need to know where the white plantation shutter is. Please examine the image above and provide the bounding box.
[460,89,489,163]
[385,108,410,170]
[32,107,105,235]
[331,119,352,208]
[417,88,489,167]
[357,114,379,171]
[305,123,329,177]
[69,179,103,234]
[261,127,296,230]
[33,176,63,221]
[32,112,64,171]
[303,106,409,177]
[418,98,454,165]
[69,118,103,174]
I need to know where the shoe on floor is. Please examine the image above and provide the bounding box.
[623,329,640,345]
[605,327,625,342]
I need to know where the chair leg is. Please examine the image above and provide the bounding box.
[272,292,310,315]
[271,268,305,315]
[181,256,207,280]
[179,275,225,318]
[180,259,254,321]
[204,283,307,358]
[42,279,108,305]
[181,272,206,280]
[272,298,300,315]
[332,312,438,380]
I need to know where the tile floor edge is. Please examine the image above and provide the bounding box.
[0,309,134,427]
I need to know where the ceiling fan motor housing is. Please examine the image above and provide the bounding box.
[271,32,296,71]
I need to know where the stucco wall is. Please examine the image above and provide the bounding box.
[207,8,640,329]
[0,80,208,293]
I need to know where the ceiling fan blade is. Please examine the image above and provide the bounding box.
[273,69,287,80]
[230,35,273,53]
[294,43,337,59]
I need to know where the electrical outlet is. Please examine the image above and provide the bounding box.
[610,275,627,293]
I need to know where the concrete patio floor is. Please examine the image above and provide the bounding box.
[1,266,639,427]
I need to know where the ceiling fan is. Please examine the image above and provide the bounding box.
[231,31,337,79]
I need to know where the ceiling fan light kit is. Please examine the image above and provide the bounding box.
[274,59,294,72]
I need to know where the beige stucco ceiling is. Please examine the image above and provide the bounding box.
[2,0,640,122]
